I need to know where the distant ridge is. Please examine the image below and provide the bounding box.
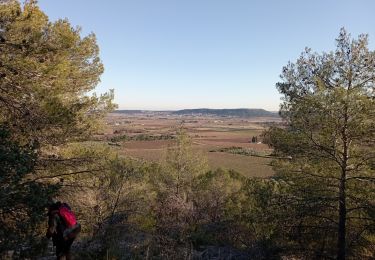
[114,110,146,114]
[115,108,278,118]
[172,108,278,117]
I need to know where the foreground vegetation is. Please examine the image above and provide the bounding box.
[0,1,374,259]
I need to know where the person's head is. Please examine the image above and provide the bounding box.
[48,200,62,214]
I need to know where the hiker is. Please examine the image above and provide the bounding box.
[46,201,81,260]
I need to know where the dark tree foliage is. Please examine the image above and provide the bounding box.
[0,0,115,146]
[0,0,114,257]
[0,127,59,256]
[266,29,375,259]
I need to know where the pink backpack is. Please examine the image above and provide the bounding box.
[58,203,77,228]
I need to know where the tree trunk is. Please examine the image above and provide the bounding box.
[338,103,349,260]
[337,171,346,260]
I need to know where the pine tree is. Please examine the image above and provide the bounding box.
[267,29,375,259]
[0,1,115,255]
[0,0,115,146]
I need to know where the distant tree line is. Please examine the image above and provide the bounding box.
[210,146,272,157]
[109,133,175,143]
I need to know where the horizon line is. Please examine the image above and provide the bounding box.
[113,107,279,112]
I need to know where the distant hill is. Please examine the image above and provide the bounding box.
[114,110,147,114]
[114,108,279,118]
[172,108,278,118]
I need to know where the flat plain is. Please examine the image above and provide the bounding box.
[102,112,281,178]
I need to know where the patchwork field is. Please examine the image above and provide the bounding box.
[103,112,281,178]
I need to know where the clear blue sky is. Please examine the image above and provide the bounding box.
[38,0,375,111]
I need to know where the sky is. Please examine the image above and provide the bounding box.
[38,0,375,111]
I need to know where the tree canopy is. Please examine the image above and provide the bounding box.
[0,0,115,146]
[0,0,115,256]
[267,28,375,259]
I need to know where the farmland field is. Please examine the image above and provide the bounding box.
[102,112,281,178]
